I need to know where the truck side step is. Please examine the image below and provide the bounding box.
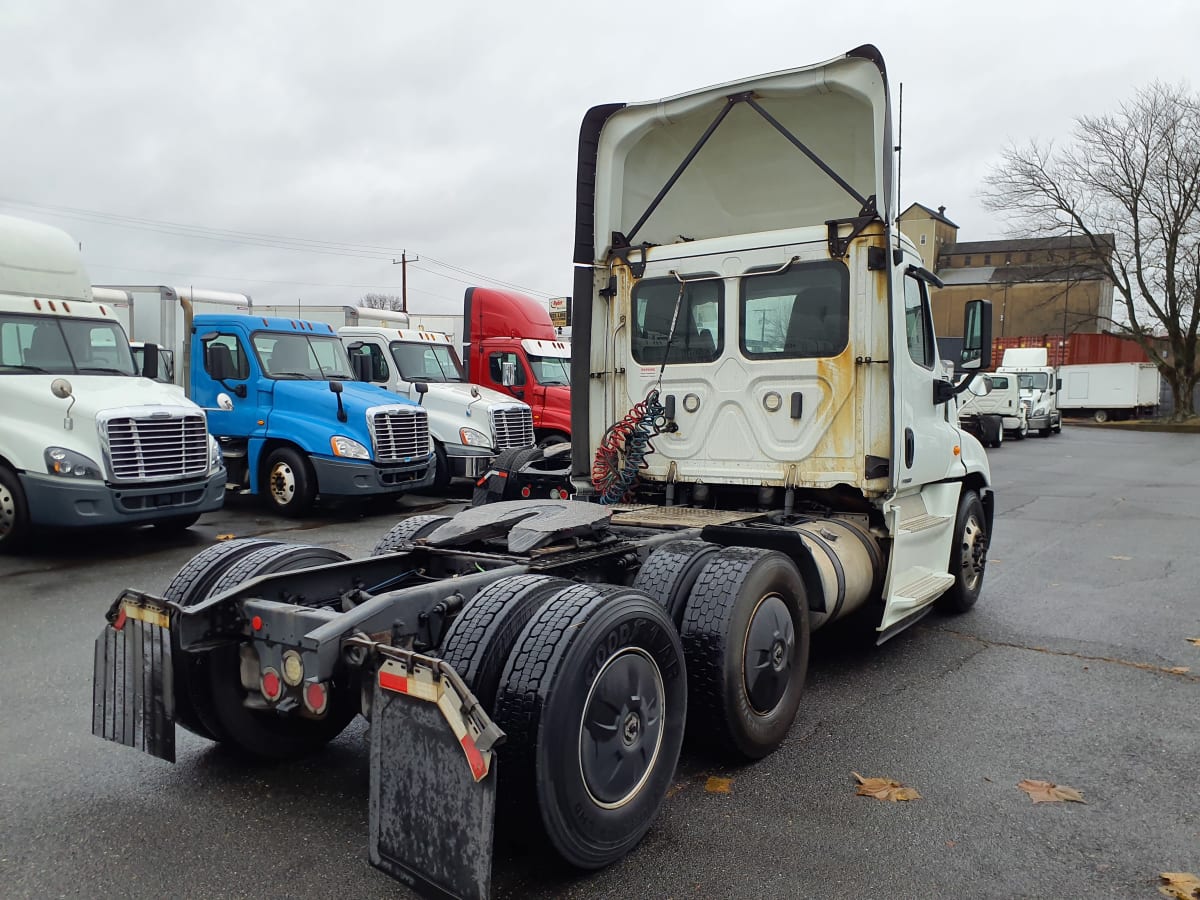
[897,513,950,534]
[92,592,175,763]
[889,570,955,606]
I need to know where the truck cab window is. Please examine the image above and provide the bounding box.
[203,334,250,380]
[527,353,570,385]
[349,343,390,381]
[740,261,848,358]
[903,276,935,369]
[391,341,464,382]
[631,276,722,365]
[489,351,526,386]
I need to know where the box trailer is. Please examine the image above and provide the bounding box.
[1059,362,1160,422]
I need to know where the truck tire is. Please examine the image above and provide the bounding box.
[438,574,571,712]
[632,540,722,626]
[1015,420,1028,440]
[937,489,988,614]
[679,547,810,760]
[198,543,359,759]
[492,583,686,870]
[536,432,570,450]
[371,514,453,555]
[208,542,350,596]
[470,446,545,506]
[162,538,283,740]
[263,446,316,517]
[1094,409,1110,423]
[0,465,31,553]
[422,440,452,493]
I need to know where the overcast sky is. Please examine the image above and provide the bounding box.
[2,1,1197,314]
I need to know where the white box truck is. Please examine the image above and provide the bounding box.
[1059,362,1160,422]
[254,304,410,330]
[0,217,225,551]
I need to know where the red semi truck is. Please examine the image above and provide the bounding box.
[410,287,572,447]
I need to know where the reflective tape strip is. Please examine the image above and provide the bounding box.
[116,602,169,631]
[378,665,439,703]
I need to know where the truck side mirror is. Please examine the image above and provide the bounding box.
[349,352,373,382]
[957,298,993,372]
[141,342,159,381]
[413,381,428,405]
[501,360,517,387]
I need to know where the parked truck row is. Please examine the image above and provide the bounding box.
[93,46,1000,900]
[958,345,1161,446]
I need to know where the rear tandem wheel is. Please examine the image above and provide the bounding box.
[492,583,686,869]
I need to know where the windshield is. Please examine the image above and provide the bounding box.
[389,341,464,382]
[0,312,136,375]
[1017,372,1049,391]
[527,353,570,386]
[988,375,1009,390]
[253,333,354,379]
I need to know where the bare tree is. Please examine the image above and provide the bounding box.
[983,82,1200,420]
[361,292,405,312]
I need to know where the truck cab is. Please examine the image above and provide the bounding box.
[192,314,435,514]
[570,44,995,638]
[340,325,535,488]
[959,372,1028,443]
[452,287,573,447]
[0,218,224,550]
[996,347,1062,437]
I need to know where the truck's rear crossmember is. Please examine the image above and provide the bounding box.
[94,593,507,899]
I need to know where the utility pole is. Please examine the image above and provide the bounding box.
[392,251,419,313]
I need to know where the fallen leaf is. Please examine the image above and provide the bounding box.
[1110,555,1132,560]
[1017,779,1086,803]
[851,772,921,802]
[704,776,733,794]
[1159,872,1200,899]
[1187,638,1200,647]
[216,533,236,541]
[1166,666,1191,675]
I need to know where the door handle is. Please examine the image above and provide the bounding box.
[904,427,915,468]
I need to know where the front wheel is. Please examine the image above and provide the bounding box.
[938,489,988,614]
[1015,420,1028,440]
[536,432,569,450]
[0,466,31,553]
[263,447,316,516]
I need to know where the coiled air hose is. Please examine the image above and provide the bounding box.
[591,388,667,505]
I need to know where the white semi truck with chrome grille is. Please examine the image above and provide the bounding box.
[0,216,225,552]
[91,46,995,898]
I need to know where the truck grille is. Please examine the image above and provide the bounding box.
[371,408,430,462]
[491,406,535,449]
[103,414,209,482]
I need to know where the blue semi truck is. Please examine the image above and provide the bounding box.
[105,286,434,515]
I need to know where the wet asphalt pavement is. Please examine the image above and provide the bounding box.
[2,427,1197,899]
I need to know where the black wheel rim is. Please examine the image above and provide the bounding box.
[743,594,795,714]
[578,648,665,809]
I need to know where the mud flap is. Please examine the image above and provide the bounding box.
[368,653,501,900]
[91,591,175,763]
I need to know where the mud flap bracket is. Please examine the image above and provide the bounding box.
[362,640,503,900]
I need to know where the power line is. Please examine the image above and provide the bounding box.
[0,197,559,297]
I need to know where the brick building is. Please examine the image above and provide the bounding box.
[898,204,1116,339]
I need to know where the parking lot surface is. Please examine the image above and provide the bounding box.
[2,427,1197,899]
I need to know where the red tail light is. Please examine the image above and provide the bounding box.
[261,668,283,702]
[304,681,328,715]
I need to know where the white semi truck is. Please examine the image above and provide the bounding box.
[0,217,225,551]
[958,372,1029,445]
[996,347,1063,437]
[92,45,996,898]
[338,325,535,489]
